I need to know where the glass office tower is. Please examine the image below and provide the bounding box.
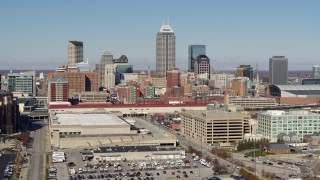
[188,45,206,72]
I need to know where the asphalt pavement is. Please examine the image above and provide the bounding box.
[0,153,16,179]
[28,120,48,180]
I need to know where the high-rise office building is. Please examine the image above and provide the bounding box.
[67,41,83,67]
[8,71,36,96]
[312,65,320,79]
[0,90,20,134]
[105,64,117,90]
[188,45,206,72]
[156,22,175,77]
[236,65,253,82]
[99,51,114,87]
[194,55,212,79]
[269,56,288,85]
[115,65,133,85]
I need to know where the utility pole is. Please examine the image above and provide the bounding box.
[254,139,256,177]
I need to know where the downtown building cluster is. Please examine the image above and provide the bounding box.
[0,22,320,148]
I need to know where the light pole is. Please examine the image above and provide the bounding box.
[253,139,256,177]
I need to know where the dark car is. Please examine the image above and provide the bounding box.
[67,162,76,167]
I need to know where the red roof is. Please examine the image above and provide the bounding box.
[49,103,208,109]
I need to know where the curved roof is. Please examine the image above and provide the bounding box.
[274,85,320,91]
[102,50,113,56]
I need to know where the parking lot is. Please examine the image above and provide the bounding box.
[0,153,16,180]
[50,148,220,180]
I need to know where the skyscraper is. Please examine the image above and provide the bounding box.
[67,41,83,67]
[194,55,212,79]
[188,45,206,72]
[312,65,320,79]
[269,56,288,85]
[156,22,175,77]
[236,65,253,82]
[99,51,114,87]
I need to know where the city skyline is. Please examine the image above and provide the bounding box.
[0,0,319,71]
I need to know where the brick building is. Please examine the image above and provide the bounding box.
[48,71,98,98]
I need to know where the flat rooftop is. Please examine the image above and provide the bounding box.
[94,146,179,153]
[182,109,250,119]
[52,113,128,126]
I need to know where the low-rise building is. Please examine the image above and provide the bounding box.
[93,145,185,161]
[258,110,320,142]
[228,97,277,109]
[264,143,290,154]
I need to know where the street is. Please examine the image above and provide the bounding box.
[28,120,48,180]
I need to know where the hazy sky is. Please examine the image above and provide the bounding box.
[0,0,319,71]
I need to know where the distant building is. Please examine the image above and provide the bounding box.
[156,22,175,77]
[194,55,212,80]
[188,45,206,72]
[48,75,69,103]
[302,79,320,85]
[77,92,109,103]
[181,109,250,146]
[123,73,138,83]
[99,51,114,87]
[228,97,277,108]
[115,64,133,85]
[236,65,253,82]
[0,90,20,134]
[67,41,83,67]
[211,73,234,89]
[231,77,249,97]
[104,64,117,90]
[76,60,90,72]
[166,68,180,88]
[48,72,98,98]
[312,65,320,79]
[267,84,320,105]
[8,71,36,96]
[114,55,128,64]
[150,76,167,88]
[269,56,288,85]
[258,110,320,142]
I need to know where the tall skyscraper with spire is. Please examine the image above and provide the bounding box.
[156,21,175,77]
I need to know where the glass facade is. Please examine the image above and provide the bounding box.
[8,72,35,96]
[115,65,133,85]
[188,45,206,72]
